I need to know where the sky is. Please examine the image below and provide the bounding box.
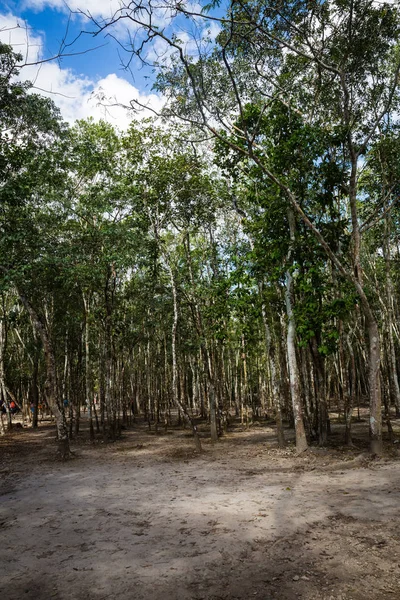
[0,1,216,129]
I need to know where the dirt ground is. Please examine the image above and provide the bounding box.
[1,416,400,600]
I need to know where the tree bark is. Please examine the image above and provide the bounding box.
[260,293,285,447]
[383,223,400,417]
[339,323,352,445]
[184,233,218,442]
[167,260,202,452]
[18,292,70,458]
[83,293,95,441]
[310,336,328,446]
[31,333,40,429]
[285,208,308,453]
[368,317,382,455]
[0,317,11,432]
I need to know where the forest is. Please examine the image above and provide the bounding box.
[1,2,400,599]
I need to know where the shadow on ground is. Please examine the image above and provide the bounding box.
[1,419,400,600]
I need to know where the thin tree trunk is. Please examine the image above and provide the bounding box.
[367,316,382,455]
[104,269,116,440]
[83,293,95,441]
[285,208,308,453]
[260,293,285,447]
[31,330,40,429]
[310,336,328,446]
[0,317,11,432]
[18,292,70,458]
[347,131,382,455]
[383,222,400,416]
[184,233,217,442]
[339,322,352,445]
[167,261,202,452]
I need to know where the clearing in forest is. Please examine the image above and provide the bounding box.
[1,419,400,600]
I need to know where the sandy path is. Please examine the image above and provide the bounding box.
[1,426,400,600]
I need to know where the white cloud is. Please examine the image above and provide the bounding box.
[24,0,122,21]
[77,73,164,127]
[0,12,43,64]
[0,11,164,129]
[24,0,174,31]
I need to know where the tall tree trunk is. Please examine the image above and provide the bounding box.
[0,317,11,431]
[184,233,217,442]
[367,316,382,455]
[83,293,95,441]
[348,135,382,454]
[31,345,39,429]
[285,208,308,453]
[383,221,400,417]
[206,346,219,442]
[104,268,116,440]
[354,284,382,455]
[310,336,328,446]
[18,292,70,458]
[29,326,40,429]
[338,322,352,445]
[260,293,285,447]
[167,261,202,452]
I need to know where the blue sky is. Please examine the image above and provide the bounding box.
[0,1,219,127]
[18,3,154,87]
[21,7,119,78]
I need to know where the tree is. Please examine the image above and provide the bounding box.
[0,43,72,456]
[83,0,400,454]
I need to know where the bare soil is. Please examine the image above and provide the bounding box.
[1,416,400,600]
